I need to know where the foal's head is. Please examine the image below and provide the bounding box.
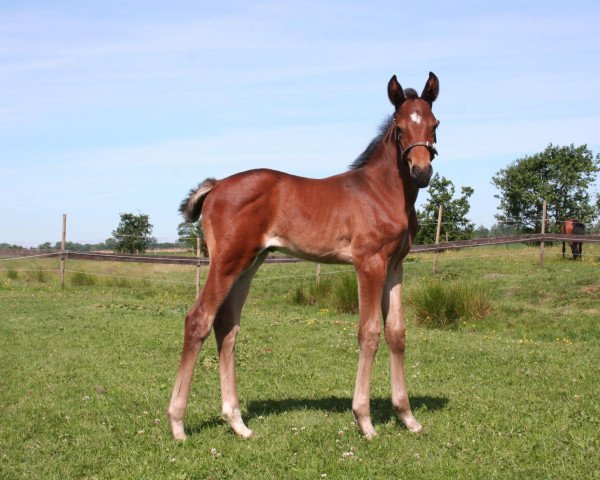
[388,72,439,188]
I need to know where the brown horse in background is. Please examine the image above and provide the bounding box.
[168,73,440,440]
[561,219,585,259]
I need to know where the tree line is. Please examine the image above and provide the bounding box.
[415,143,599,244]
[173,142,599,250]
[35,213,180,253]
[6,142,596,254]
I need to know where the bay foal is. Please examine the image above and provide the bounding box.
[168,72,440,440]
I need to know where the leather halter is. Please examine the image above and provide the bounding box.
[393,116,439,161]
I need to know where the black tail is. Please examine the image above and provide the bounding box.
[179,178,218,223]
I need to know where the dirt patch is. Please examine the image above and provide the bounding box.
[580,285,600,294]
[483,273,507,279]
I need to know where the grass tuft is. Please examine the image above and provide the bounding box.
[25,270,48,283]
[292,273,359,314]
[104,276,134,288]
[331,273,359,314]
[291,277,333,306]
[409,279,491,329]
[6,269,18,280]
[70,271,97,286]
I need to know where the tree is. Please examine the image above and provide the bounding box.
[104,237,117,251]
[177,221,208,256]
[112,212,156,254]
[415,173,475,244]
[492,144,600,232]
[473,225,490,238]
[489,223,520,237]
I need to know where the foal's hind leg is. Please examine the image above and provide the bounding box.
[167,253,259,440]
[214,252,266,438]
[382,265,422,433]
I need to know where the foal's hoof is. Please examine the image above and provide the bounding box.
[235,428,254,440]
[169,417,188,441]
[354,414,378,440]
[408,423,423,433]
[170,424,188,441]
[397,411,423,433]
[404,418,423,433]
[222,406,253,439]
[233,425,254,439]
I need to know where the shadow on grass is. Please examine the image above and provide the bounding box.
[186,395,448,435]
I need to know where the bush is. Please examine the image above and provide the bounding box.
[409,279,490,329]
[70,272,97,286]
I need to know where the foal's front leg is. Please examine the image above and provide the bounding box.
[382,265,422,432]
[352,256,386,439]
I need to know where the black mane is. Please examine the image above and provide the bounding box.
[348,88,420,171]
[349,115,395,171]
[404,88,418,99]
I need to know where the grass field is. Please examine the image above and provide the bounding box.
[1,244,599,479]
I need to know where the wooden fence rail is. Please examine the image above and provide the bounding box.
[54,251,300,266]
[4,231,598,291]
[42,232,599,265]
[411,233,600,253]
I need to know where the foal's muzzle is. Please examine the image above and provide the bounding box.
[399,141,437,189]
[410,163,433,188]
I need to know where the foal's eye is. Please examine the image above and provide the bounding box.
[432,121,440,140]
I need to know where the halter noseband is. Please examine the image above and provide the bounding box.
[398,141,438,161]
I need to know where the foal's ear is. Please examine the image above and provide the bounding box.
[421,72,439,105]
[388,75,406,108]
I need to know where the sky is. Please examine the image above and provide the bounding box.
[2,0,599,247]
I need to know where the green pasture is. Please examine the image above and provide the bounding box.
[1,244,599,479]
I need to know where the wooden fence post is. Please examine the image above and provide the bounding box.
[316,263,321,285]
[195,235,201,298]
[60,214,67,288]
[540,200,547,268]
[433,205,443,274]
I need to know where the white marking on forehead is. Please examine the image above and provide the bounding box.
[410,112,422,125]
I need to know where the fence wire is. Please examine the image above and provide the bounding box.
[0,252,59,262]
[2,246,598,290]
